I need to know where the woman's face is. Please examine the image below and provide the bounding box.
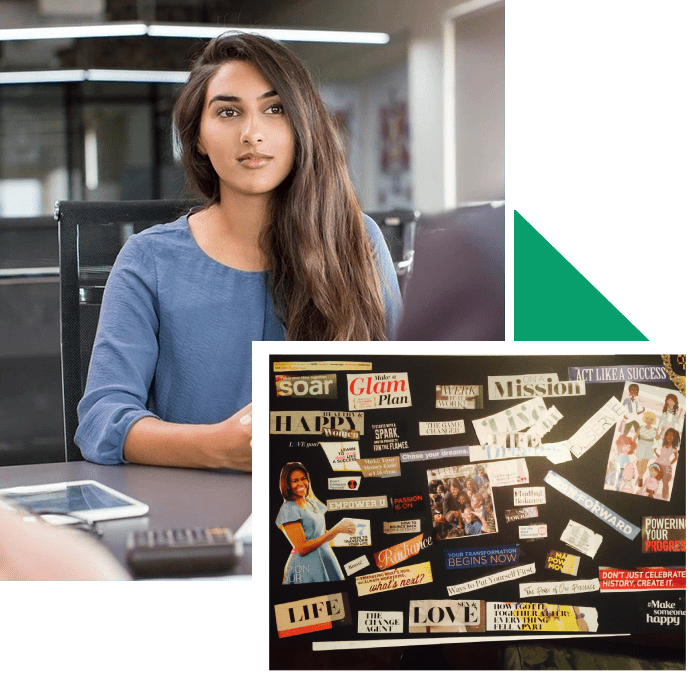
[620,442,631,455]
[465,480,475,492]
[450,485,460,497]
[288,469,308,499]
[198,60,295,202]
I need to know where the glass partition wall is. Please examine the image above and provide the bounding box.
[0,81,183,218]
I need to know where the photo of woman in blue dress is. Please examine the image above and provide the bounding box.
[276,462,356,584]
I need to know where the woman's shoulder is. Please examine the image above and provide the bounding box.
[115,214,196,270]
[360,212,403,337]
[128,214,191,249]
[361,213,383,243]
[276,500,302,525]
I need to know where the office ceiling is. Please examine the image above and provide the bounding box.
[1,0,408,82]
[105,0,305,24]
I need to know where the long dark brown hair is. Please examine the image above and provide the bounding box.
[662,394,679,415]
[174,32,388,340]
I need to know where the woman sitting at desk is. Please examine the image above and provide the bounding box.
[276,462,355,584]
[75,32,400,469]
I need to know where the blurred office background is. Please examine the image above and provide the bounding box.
[0,0,503,465]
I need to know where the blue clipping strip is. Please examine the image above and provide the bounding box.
[544,470,641,540]
[400,446,470,463]
[444,544,520,570]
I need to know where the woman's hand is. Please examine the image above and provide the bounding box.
[333,519,356,535]
[474,509,491,532]
[573,607,590,632]
[210,402,252,470]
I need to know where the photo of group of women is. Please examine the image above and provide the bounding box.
[604,382,685,501]
[428,464,498,538]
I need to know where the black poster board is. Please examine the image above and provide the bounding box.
[268,354,685,653]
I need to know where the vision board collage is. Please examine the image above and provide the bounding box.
[267,353,686,665]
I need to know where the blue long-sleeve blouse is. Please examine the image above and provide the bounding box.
[75,213,401,464]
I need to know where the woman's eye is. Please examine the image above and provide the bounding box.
[218,108,238,118]
[267,103,284,114]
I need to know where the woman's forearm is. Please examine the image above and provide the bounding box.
[124,410,252,470]
[296,526,341,556]
[477,512,491,532]
[124,417,220,468]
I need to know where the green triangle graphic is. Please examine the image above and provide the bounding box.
[514,211,647,340]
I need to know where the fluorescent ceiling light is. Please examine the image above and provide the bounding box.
[0,69,188,85]
[0,70,86,84]
[147,25,390,44]
[87,69,188,83]
[0,24,147,41]
[0,23,389,45]
[84,126,99,191]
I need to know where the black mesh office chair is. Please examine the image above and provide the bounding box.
[368,209,420,294]
[56,200,189,461]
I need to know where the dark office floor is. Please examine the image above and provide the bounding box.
[270,636,685,670]
[0,355,65,466]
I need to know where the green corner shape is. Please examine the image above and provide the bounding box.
[514,211,647,340]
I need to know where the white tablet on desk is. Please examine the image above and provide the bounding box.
[0,480,149,524]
